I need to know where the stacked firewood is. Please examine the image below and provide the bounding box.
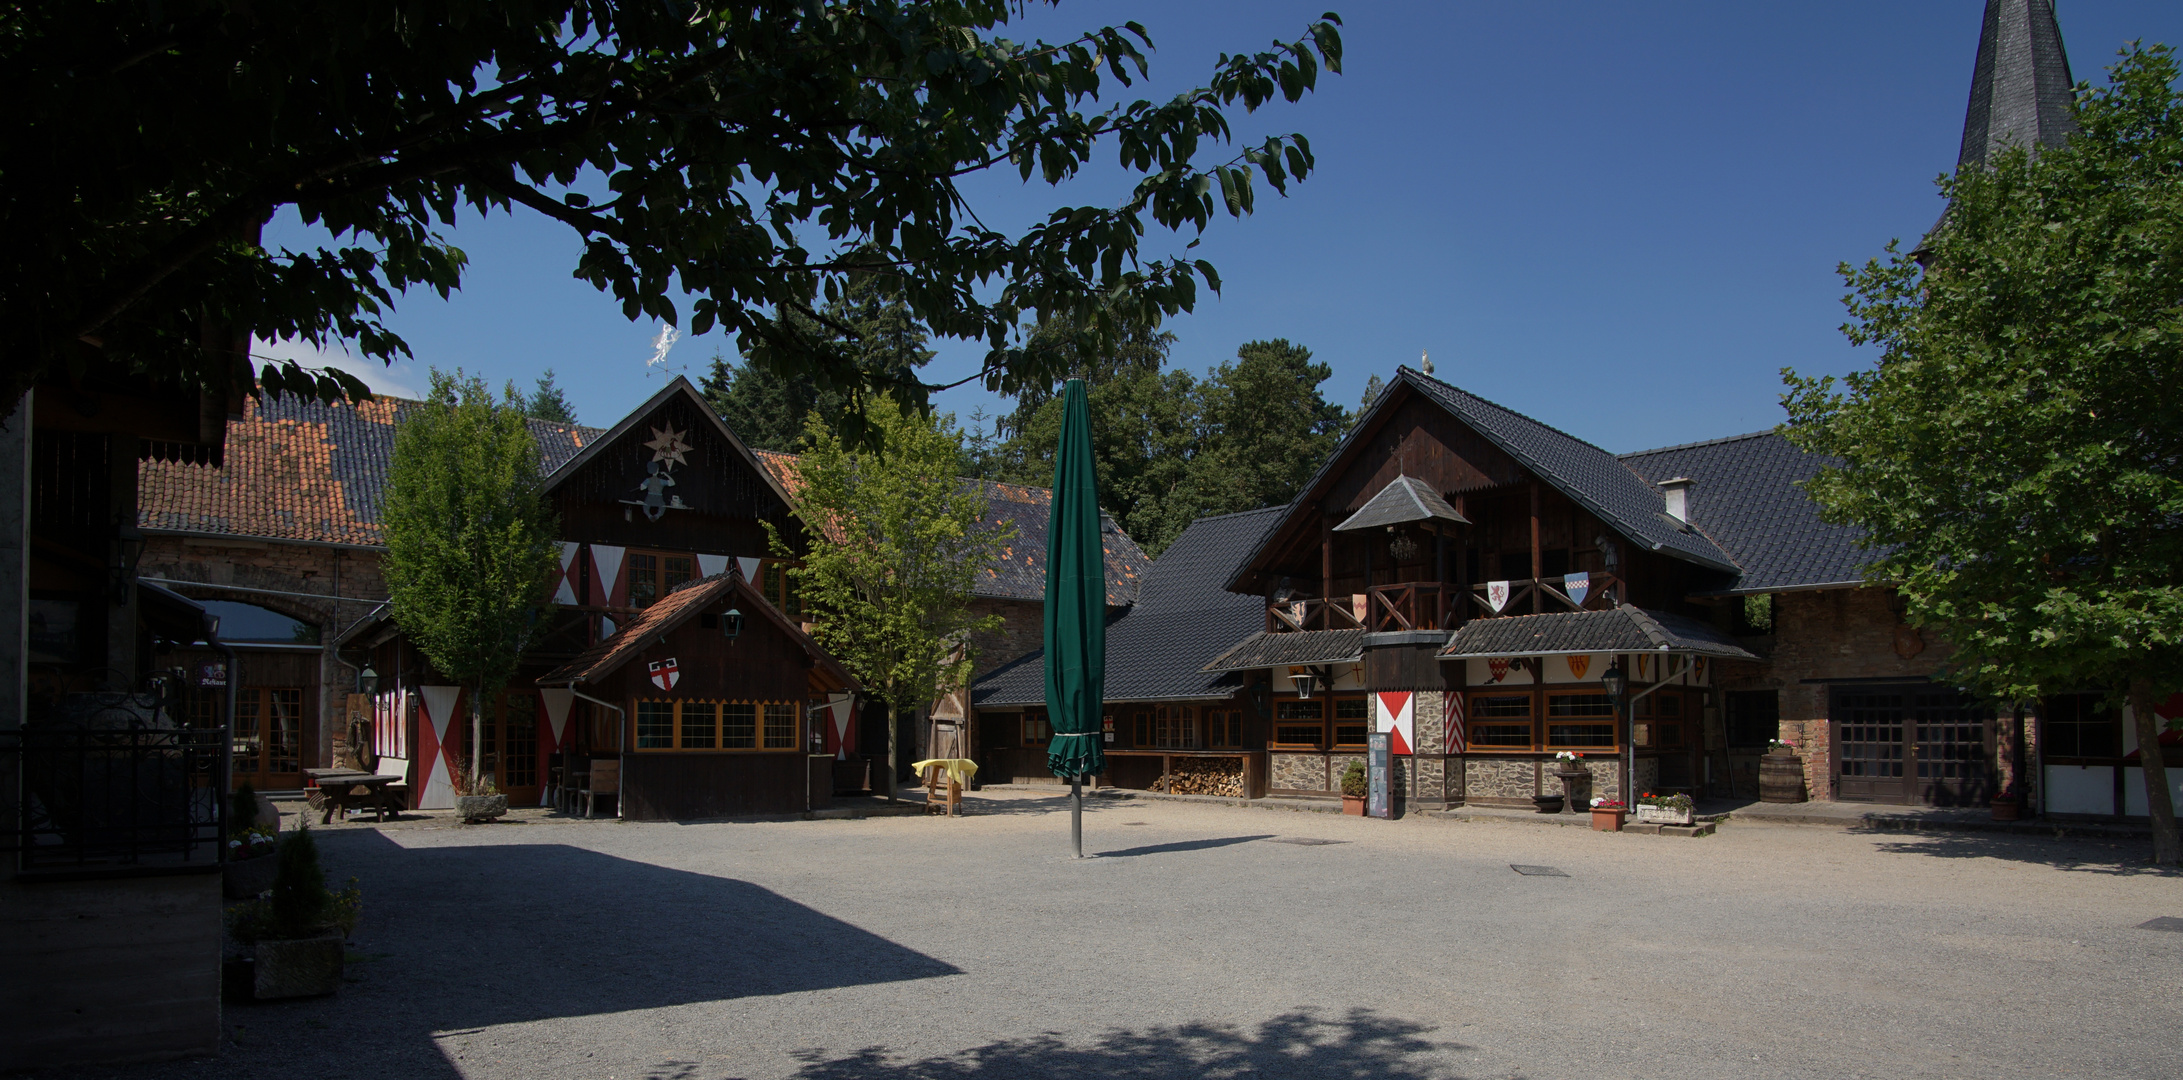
[1155,758,1245,798]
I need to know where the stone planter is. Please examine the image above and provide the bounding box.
[1341,794,1366,816]
[1533,794,1565,814]
[1590,806,1626,832]
[253,932,344,999]
[1555,768,1590,814]
[223,853,279,899]
[1990,796,2021,821]
[1635,804,1694,826]
[457,793,509,823]
[1758,753,1806,804]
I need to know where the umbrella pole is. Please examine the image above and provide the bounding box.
[1071,777,1083,858]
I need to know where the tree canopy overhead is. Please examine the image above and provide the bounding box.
[4,1,1344,431]
[1783,45,2183,862]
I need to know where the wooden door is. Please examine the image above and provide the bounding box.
[482,691,544,807]
[1833,685,1993,805]
[233,687,307,792]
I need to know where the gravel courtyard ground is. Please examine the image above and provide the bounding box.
[35,789,2183,1080]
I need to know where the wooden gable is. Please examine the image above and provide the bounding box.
[544,380,803,555]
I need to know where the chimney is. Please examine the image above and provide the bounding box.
[1660,477,1693,525]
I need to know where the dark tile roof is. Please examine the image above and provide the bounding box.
[1399,369,1740,572]
[1439,606,1757,660]
[972,506,1281,707]
[138,393,597,546]
[1619,431,1871,593]
[1200,629,1368,673]
[1333,474,1469,532]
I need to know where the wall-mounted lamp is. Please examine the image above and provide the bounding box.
[1600,663,1628,709]
[722,608,744,641]
[358,665,380,696]
[1290,670,1319,698]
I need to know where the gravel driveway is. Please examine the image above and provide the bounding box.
[35,789,2183,1080]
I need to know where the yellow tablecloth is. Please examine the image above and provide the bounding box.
[911,758,978,788]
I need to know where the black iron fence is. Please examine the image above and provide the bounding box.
[3,723,229,870]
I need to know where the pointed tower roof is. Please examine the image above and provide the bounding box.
[1955,0,2077,170]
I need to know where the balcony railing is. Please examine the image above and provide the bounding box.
[1266,596,1366,633]
[1467,573,1623,617]
[1367,582,1454,632]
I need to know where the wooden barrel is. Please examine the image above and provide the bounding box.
[1758,754,1806,803]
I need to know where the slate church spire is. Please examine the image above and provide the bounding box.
[1954,0,2077,170]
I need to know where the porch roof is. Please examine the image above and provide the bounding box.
[1437,606,1758,661]
[1200,629,1366,673]
[536,571,858,690]
[1332,474,1470,532]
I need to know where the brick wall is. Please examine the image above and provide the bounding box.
[1730,586,1956,802]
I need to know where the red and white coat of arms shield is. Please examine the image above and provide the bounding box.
[648,658,680,691]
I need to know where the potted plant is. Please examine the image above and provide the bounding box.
[1634,791,1696,826]
[223,783,281,899]
[228,826,363,1000]
[1589,797,1626,832]
[1339,761,1367,816]
[1553,751,1590,814]
[452,757,509,823]
[1990,786,2022,821]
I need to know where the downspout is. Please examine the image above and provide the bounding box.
[563,685,625,820]
[208,617,238,863]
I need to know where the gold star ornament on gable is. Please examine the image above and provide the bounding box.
[644,423,692,468]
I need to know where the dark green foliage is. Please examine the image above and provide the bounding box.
[229,782,259,834]
[524,370,578,425]
[1,1,1342,435]
[1340,760,1367,798]
[268,826,330,939]
[991,333,1346,556]
[1783,45,2183,861]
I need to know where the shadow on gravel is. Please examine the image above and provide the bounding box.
[1858,829,2181,876]
[1093,834,1276,858]
[177,827,962,1080]
[771,1008,1471,1080]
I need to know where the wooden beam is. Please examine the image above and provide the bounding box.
[1321,514,1333,630]
[1530,480,1543,615]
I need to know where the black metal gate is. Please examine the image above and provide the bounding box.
[1832,684,1994,806]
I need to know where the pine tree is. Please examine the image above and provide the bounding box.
[525,369,578,424]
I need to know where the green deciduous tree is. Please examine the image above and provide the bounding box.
[383,371,560,790]
[704,273,934,451]
[768,407,1011,796]
[1783,45,2183,863]
[3,1,1342,432]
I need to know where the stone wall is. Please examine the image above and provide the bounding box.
[1270,752,1325,791]
[141,535,389,770]
[1464,757,1538,804]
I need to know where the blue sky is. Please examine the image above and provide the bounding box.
[263,1,2183,454]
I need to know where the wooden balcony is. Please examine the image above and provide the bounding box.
[1266,596,1366,632]
[1466,573,1623,618]
[1367,582,1454,632]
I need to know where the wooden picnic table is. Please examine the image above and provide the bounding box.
[305,768,402,824]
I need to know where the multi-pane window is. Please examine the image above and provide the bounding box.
[1132,711,1154,747]
[1467,693,1534,748]
[629,551,695,608]
[1723,689,1780,749]
[1332,698,1370,749]
[1153,705,1199,749]
[1273,699,1325,749]
[500,695,538,787]
[1207,710,1245,749]
[1022,712,1052,747]
[2040,693,2120,759]
[633,699,800,751]
[1546,692,1616,749]
[760,561,800,616]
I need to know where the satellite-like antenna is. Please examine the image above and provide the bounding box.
[1420,350,1434,376]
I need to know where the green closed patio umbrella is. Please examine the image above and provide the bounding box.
[1044,378,1106,857]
